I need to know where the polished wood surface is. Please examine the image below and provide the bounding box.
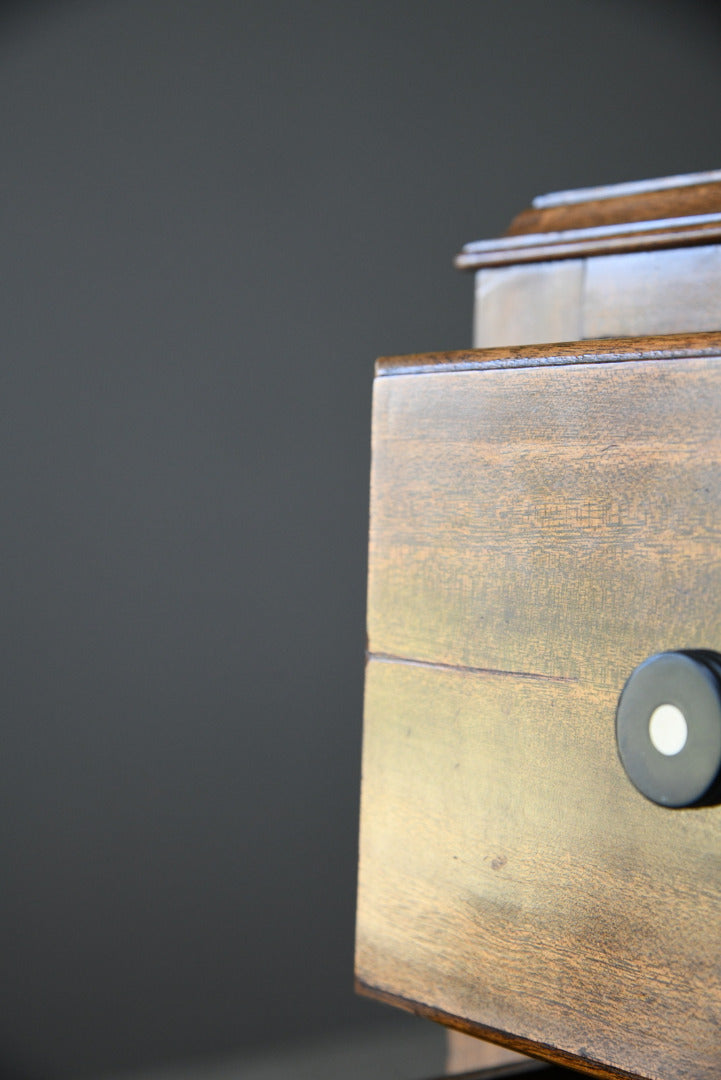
[511,170,721,234]
[376,330,721,377]
[456,170,721,269]
[356,333,721,1080]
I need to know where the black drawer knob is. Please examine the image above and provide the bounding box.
[616,651,721,807]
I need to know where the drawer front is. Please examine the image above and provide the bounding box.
[356,333,721,1080]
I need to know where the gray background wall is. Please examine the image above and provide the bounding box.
[1,1,720,1077]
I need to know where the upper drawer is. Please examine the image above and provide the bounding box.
[356,332,721,1080]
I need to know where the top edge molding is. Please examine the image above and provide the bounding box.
[532,169,721,210]
[456,170,721,271]
[376,331,721,377]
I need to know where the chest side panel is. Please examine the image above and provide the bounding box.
[357,346,721,1080]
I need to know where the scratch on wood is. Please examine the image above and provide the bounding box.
[368,651,578,684]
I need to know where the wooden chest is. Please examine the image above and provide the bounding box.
[355,172,721,1080]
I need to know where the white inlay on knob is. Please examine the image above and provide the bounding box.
[649,703,688,756]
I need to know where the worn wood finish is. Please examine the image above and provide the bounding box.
[357,333,721,1080]
[582,245,721,339]
[473,247,721,349]
[357,661,721,1080]
[456,170,721,270]
[473,261,584,348]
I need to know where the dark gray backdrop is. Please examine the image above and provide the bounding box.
[1,1,720,1076]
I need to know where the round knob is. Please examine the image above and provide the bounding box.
[616,651,721,807]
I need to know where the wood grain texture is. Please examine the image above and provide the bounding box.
[368,352,721,691]
[357,334,721,1080]
[357,661,721,1080]
[456,172,721,269]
